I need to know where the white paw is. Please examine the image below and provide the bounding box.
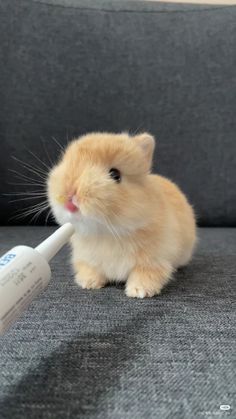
[125,284,155,298]
[75,274,105,290]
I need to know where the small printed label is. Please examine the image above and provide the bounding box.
[0,253,16,269]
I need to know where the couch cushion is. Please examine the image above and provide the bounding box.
[0,226,235,418]
[0,0,236,226]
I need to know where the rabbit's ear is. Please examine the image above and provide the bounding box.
[134,133,155,165]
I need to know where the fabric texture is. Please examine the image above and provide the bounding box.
[0,0,236,226]
[0,226,235,419]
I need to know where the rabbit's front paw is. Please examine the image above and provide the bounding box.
[75,262,106,290]
[125,263,173,298]
[125,282,155,298]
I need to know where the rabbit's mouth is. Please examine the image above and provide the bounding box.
[65,200,78,213]
[65,197,79,213]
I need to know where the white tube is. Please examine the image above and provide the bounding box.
[0,223,75,335]
[35,223,75,262]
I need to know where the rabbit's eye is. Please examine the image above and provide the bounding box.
[109,168,121,183]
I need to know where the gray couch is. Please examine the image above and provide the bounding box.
[0,1,235,418]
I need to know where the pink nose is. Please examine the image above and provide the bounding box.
[65,199,78,213]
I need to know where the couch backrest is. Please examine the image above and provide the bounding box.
[0,0,235,226]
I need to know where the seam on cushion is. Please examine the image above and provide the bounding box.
[30,1,235,14]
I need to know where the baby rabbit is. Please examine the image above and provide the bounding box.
[47,132,196,298]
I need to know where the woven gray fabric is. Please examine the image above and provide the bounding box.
[0,226,235,418]
[0,0,236,226]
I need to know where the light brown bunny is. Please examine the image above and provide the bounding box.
[47,132,196,298]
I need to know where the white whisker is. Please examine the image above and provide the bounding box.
[41,138,54,167]
[26,148,51,172]
[12,155,48,176]
[11,156,48,181]
[45,208,53,225]
[12,207,49,219]
[4,191,47,196]
[9,169,45,184]
[9,196,47,203]
[13,200,49,214]
[51,136,65,152]
[9,203,49,222]
[7,181,46,187]
[94,205,123,248]
[132,125,143,136]
[29,205,49,224]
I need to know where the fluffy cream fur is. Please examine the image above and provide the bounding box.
[47,132,196,298]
